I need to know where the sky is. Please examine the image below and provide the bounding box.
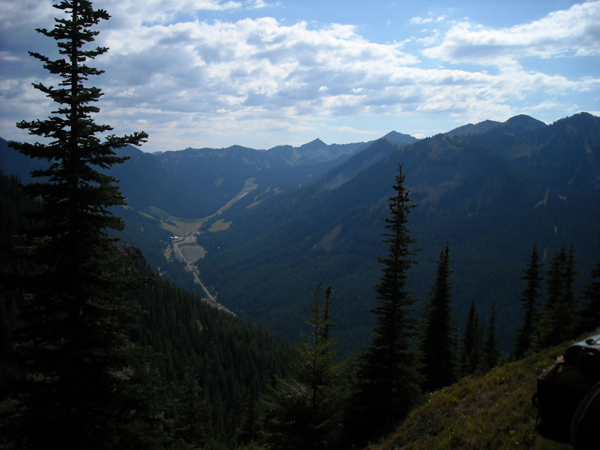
[1,0,599,153]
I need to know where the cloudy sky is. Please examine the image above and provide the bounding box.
[1,0,599,152]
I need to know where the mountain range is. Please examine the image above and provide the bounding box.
[2,112,598,356]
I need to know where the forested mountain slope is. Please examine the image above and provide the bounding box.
[2,113,598,357]
[466,112,600,191]
[0,172,296,446]
[0,131,413,300]
[195,113,600,356]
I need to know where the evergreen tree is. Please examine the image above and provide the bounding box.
[513,243,543,359]
[536,245,579,349]
[420,245,457,392]
[350,164,422,441]
[460,300,482,377]
[299,283,337,410]
[237,385,259,446]
[171,367,213,449]
[482,302,500,371]
[564,244,578,327]
[261,282,343,450]
[0,173,42,398]
[580,240,600,333]
[5,2,152,449]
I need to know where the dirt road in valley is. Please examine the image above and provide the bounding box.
[163,178,261,317]
[171,234,235,316]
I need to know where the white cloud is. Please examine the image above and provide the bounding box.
[423,1,600,65]
[416,30,441,47]
[91,16,422,121]
[410,15,444,25]
[246,0,272,8]
[410,16,433,24]
[331,125,379,135]
[1,0,599,151]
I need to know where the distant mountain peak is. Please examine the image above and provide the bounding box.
[446,115,547,138]
[301,138,327,148]
[446,120,502,137]
[381,131,418,144]
[499,115,546,135]
[554,111,599,128]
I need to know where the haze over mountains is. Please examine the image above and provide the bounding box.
[2,112,599,355]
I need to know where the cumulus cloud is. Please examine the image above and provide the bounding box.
[423,1,600,65]
[410,16,444,24]
[410,16,433,24]
[1,0,599,150]
[94,17,421,120]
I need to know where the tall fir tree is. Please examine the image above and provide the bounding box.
[237,384,259,446]
[298,283,338,412]
[5,2,152,449]
[460,300,482,377]
[349,164,422,442]
[482,302,500,371]
[420,245,457,392]
[536,244,579,349]
[261,282,343,450]
[513,243,543,359]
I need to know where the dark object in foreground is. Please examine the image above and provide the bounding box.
[564,335,600,380]
[533,334,600,450]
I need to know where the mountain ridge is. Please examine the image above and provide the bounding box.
[2,113,598,357]
[193,112,599,355]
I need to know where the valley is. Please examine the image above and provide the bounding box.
[158,176,265,314]
[4,3,598,448]
[169,231,232,314]
[2,112,599,357]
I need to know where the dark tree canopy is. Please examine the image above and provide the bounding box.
[580,260,600,333]
[482,302,500,371]
[6,2,152,449]
[513,243,543,359]
[261,282,344,450]
[579,231,600,333]
[420,245,457,392]
[460,300,482,377]
[350,164,422,441]
[536,244,578,350]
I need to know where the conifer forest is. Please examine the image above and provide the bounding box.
[1,1,599,449]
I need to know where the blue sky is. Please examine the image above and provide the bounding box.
[1,0,599,152]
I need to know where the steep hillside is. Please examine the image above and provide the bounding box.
[315,139,405,191]
[3,113,598,358]
[110,145,203,218]
[0,135,375,220]
[367,338,588,450]
[0,171,296,444]
[461,113,599,189]
[195,114,600,356]
[153,143,357,218]
[268,138,368,165]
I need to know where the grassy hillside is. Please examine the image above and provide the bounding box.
[366,339,589,450]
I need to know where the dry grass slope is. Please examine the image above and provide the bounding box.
[366,340,588,450]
